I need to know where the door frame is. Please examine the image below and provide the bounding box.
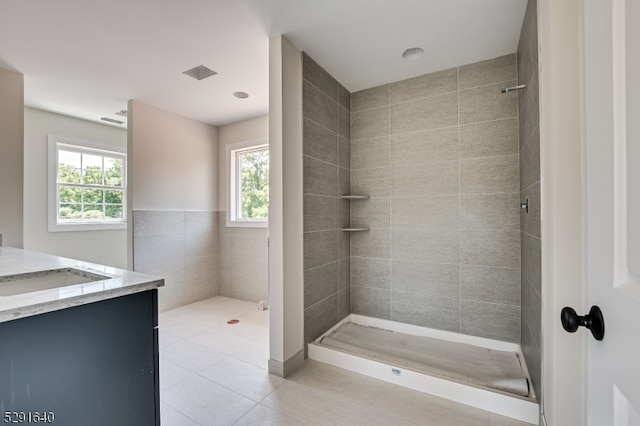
[539,0,588,424]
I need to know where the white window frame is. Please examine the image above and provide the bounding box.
[226,138,269,228]
[48,135,127,232]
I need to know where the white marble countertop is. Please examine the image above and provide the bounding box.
[0,247,164,323]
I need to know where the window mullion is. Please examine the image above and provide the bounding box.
[59,183,122,191]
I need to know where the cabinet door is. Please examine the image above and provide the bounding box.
[0,290,159,426]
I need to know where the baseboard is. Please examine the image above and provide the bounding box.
[268,348,304,378]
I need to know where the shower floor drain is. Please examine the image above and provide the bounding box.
[227,319,239,324]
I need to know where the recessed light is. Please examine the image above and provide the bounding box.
[183,65,217,81]
[402,47,425,60]
[101,117,124,125]
[233,92,249,99]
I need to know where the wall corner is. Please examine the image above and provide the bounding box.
[268,35,305,371]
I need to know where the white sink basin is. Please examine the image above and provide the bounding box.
[0,268,111,297]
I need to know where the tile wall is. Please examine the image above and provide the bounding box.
[518,0,542,399]
[133,210,219,312]
[217,212,269,302]
[302,53,352,344]
[133,210,268,312]
[350,55,522,342]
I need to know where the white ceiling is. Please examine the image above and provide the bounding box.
[0,0,527,128]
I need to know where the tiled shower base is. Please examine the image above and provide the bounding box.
[309,314,539,425]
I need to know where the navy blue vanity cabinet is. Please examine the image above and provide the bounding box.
[0,289,160,426]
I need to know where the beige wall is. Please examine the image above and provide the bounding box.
[23,108,128,268]
[128,101,218,212]
[217,115,270,302]
[217,114,268,209]
[128,101,219,311]
[0,68,24,248]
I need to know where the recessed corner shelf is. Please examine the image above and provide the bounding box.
[341,195,370,200]
[342,194,369,232]
[341,228,369,232]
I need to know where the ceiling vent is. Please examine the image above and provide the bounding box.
[183,65,218,80]
[101,117,125,125]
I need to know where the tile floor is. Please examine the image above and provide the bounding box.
[159,296,533,426]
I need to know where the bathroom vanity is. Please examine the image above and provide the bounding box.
[0,247,164,426]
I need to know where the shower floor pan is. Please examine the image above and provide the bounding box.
[308,314,539,424]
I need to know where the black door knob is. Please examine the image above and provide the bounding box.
[561,305,605,341]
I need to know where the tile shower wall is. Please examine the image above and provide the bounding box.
[217,212,269,302]
[133,210,219,312]
[518,0,542,399]
[302,53,351,344]
[350,55,521,342]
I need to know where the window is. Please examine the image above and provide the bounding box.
[48,135,127,232]
[227,139,269,227]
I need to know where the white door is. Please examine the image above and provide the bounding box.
[583,0,640,424]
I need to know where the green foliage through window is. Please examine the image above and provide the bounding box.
[236,146,269,220]
[55,143,126,224]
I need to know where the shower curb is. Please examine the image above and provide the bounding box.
[308,314,539,425]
